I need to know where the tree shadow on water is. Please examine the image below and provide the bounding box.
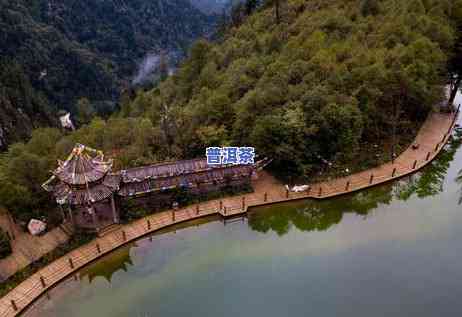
[398,129,462,201]
[249,129,462,236]
[248,183,395,236]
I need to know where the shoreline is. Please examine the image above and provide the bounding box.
[0,109,458,317]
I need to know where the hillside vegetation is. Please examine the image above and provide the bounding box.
[0,0,215,149]
[123,0,462,175]
[0,0,461,223]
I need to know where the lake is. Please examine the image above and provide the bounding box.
[23,116,462,317]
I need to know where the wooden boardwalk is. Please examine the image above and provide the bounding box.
[0,110,458,317]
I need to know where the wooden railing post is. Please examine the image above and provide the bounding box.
[223,206,227,215]
[242,197,246,210]
[40,276,46,288]
[286,189,289,198]
[435,143,439,151]
[264,192,268,202]
[442,134,446,143]
[318,187,322,197]
[369,174,374,184]
[68,258,74,269]
[147,219,151,230]
[172,210,175,222]
[11,300,18,311]
[122,230,126,241]
[392,168,397,177]
[426,152,431,161]
[345,181,350,191]
[96,243,101,254]
[219,200,223,210]
[196,204,200,215]
[412,160,417,169]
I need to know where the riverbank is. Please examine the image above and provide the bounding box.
[0,109,458,317]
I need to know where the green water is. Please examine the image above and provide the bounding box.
[24,125,462,317]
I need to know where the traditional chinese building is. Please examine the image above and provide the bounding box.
[43,144,258,232]
[42,144,121,231]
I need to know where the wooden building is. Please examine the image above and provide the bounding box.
[43,144,257,232]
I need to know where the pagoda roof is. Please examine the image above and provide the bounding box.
[44,173,121,205]
[42,144,120,205]
[53,144,113,186]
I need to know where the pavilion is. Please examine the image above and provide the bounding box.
[43,144,257,232]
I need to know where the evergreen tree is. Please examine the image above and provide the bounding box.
[245,0,260,15]
[75,97,95,125]
[448,6,462,106]
[360,0,380,16]
[158,51,169,82]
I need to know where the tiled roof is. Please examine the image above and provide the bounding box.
[43,144,120,205]
[47,173,121,205]
[119,164,253,197]
[44,145,256,205]
[53,144,113,186]
[120,158,225,183]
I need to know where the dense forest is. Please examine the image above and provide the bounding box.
[1,0,462,224]
[0,0,216,149]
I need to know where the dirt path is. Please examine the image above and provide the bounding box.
[0,213,70,282]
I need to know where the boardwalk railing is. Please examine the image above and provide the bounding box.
[0,109,459,317]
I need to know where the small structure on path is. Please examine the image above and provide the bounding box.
[43,144,258,232]
[27,219,47,236]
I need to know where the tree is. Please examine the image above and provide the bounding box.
[0,229,12,259]
[230,2,246,26]
[158,51,169,82]
[275,0,281,24]
[360,0,379,17]
[76,97,95,125]
[245,0,260,15]
[448,10,462,106]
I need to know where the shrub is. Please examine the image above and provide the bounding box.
[0,229,12,259]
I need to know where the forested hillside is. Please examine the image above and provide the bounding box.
[125,0,462,174]
[1,0,462,223]
[0,0,215,149]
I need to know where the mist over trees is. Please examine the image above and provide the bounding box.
[0,0,216,148]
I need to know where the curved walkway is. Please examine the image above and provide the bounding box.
[0,110,458,317]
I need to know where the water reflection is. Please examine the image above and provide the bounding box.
[247,184,394,236]
[79,243,135,283]
[23,118,462,317]
[34,127,462,287]
[398,128,462,200]
[248,129,462,236]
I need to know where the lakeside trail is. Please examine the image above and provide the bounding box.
[0,110,458,317]
[0,213,70,282]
